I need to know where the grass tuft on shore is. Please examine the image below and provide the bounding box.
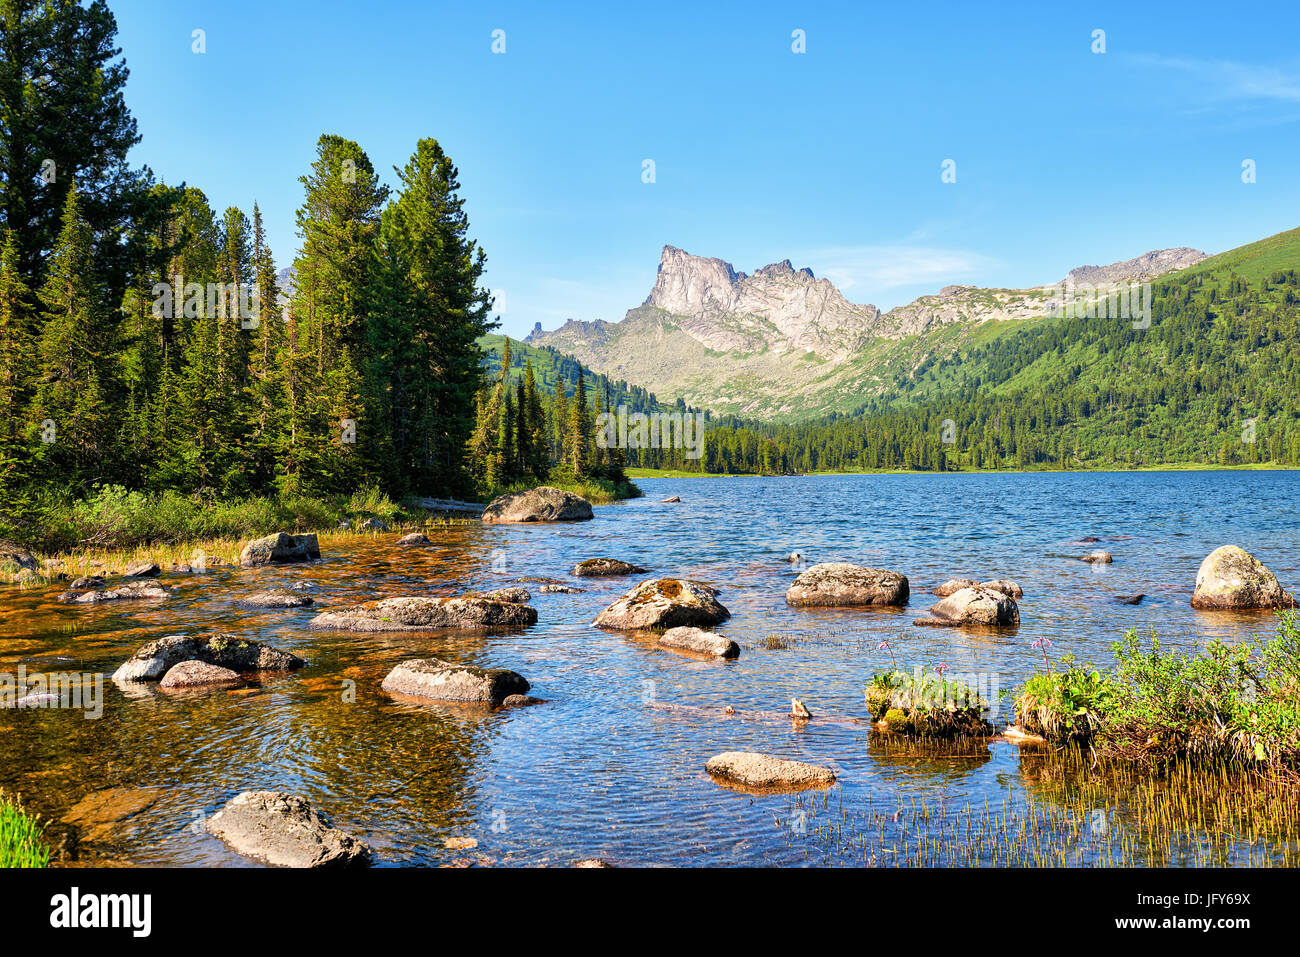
[0,790,50,868]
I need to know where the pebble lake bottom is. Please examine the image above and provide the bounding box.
[2,470,1298,867]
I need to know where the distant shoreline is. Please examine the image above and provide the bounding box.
[626,462,1299,479]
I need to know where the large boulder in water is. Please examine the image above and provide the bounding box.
[239,532,320,567]
[705,752,836,792]
[206,791,370,868]
[572,558,649,577]
[914,586,1019,627]
[112,634,304,683]
[381,658,530,704]
[309,595,537,631]
[481,486,593,524]
[1191,545,1296,610]
[786,562,909,607]
[593,578,730,630]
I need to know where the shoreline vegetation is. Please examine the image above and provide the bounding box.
[0,473,641,571]
[1008,613,1300,775]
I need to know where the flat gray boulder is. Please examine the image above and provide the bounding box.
[59,579,169,604]
[309,596,538,631]
[1191,545,1296,610]
[112,634,304,683]
[239,532,321,568]
[915,586,1019,627]
[593,578,730,630]
[469,586,531,603]
[573,558,649,577]
[705,752,836,791]
[659,626,739,659]
[237,589,314,609]
[786,562,909,607]
[481,486,593,524]
[206,791,370,868]
[124,561,160,578]
[382,658,530,704]
[160,660,242,689]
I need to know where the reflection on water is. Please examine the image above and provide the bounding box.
[2,471,1298,866]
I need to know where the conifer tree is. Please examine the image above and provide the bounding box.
[0,230,34,501]
[28,186,115,483]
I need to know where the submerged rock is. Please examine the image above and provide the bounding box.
[124,561,160,578]
[206,791,370,868]
[1115,594,1146,605]
[239,532,321,568]
[1191,545,1296,610]
[538,584,585,594]
[914,586,1019,627]
[593,578,730,630]
[658,626,739,659]
[59,579,169,604]
[382,658,530,704]
[786,562,909,607]
[480,486,593,524]
[572,558,649,577]
[160,660,242,689]
[395,532,431,546]
[1079,550,1113,565]
[660,495,680,503]
[237,589,315,609]
[112,633,304,683]
[705,752,836,791]
[309,595,538,631]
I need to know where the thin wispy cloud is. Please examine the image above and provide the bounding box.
[795,245,1000,303]
[1127,53,1300,104]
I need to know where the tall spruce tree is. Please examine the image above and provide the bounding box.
[374,138,494,495]
[28,186,115,484]
[288,135,388,492]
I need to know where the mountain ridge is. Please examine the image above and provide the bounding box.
[525,240,1211,420]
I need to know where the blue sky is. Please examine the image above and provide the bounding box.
[115,0,1300,338]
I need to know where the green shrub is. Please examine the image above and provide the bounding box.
[1013,613,1300,765]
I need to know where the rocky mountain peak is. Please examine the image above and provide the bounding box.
[1063,247,1207,286]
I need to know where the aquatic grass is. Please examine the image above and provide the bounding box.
[0,790,50,868]
[775,745,1300,867]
